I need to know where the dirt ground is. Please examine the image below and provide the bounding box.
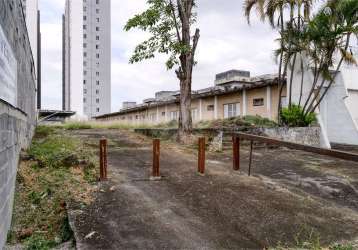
[67,129,358,250]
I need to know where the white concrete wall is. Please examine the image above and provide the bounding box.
[288,54,358,146]
[346,90,358,125]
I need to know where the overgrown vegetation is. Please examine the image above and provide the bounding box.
[270,224,354,250]
[7,126,98,249]
[195,115,277,129]
[281,104,316,127]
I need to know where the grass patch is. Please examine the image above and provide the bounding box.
[63,122,93,130]
[271,225,355,250]
[7,127,97,249]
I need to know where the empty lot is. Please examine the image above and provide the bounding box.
[68,129,358,250]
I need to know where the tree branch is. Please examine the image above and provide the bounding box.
[169,0,182,42]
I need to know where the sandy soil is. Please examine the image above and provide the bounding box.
[67,129,358,250]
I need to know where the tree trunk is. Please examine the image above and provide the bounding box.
[176,0,199,143]
[178,74,193,142]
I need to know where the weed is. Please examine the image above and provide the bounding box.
[24,235,57,250]
[34,126,56,138]
[28,136,80,168]
[195,115,277,129]
[8,127,97,249]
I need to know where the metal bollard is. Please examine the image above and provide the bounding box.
[198,137,206,174]
[232,136,240,171]
[99,139,108,181]
[152,139,160,177]
[248,140,253,176]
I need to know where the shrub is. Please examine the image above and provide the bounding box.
[281,104,316,127]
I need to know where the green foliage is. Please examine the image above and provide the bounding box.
[24,235,57,250]
[28,136,80,168]
[330,244,353,250]
[281,105,316,127]
[124,0,197,70]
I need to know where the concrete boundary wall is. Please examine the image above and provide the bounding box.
[0,0,37,248]
[135,126,321,148]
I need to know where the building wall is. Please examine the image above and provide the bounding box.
[0,0,37,247]
[83,0,111,118]
[63,0,84,118]
[95,85,285,125]
[346,90,358,125]
[216,92,242,118]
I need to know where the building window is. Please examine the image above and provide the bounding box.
[96,18,100,22]
[83,25,87,30]
[96,80,100,85]
[83,34,87,39]
[83,98,86,103]
[224,103,240,118]
[96,36,100,40]
[170,111,178,121]
[96,27,100,31]
[96,89,99,94]
[207,105,214,111]
[83,16,87,21]
[162,112,166,116]
[96,53,100,58]
[84,52,87,57]
[96,108,100,112]
[96,44,99,49]
[96,72,100,76]
[96,9,99,14]
[83,70,87,75]
[83,43,87,48]
[96,0,99,4]
[84,89,87,94]
[253,98,264,107]
[83,80,86,84]
[83,61,87,66]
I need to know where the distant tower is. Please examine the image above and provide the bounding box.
[63,0,111,118]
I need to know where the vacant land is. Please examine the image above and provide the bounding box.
[64,128,358,250]
[6,126,98,249]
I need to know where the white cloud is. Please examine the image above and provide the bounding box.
[40,0,278,111]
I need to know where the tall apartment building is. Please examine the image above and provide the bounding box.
[63,0,111,118]
[22,0,41,109]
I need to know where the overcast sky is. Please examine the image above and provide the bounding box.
[39,0,278,111]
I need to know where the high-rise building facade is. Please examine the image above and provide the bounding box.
[63,0,111,118]
[22,0,41,109]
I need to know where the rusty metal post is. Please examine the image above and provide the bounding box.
[233,136,240,171]
[99,139,107,181]
[248,140,253,176]
[198,137,206,174]
[103,139,108,179]
[152,139,160,177]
